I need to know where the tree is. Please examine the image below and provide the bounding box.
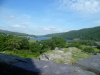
[5,35,22,50]
[83,47,95,53]
[0,35,6,51]
[51,36,66,49]
[20,38,29,50]
[29,42,41,56]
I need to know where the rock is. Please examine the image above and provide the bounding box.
[39,48,73,64]
[0,53,26,75]
[73,54,100,75]
[0,53,25,65]
[9,58,96,75]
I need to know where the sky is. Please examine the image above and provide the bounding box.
[0,0,100,35]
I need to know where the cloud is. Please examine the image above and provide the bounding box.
[43,26,55,31]
[55,29,63,32]
[57,0,100,14]
[12,24,26,28]
[12,24,20,28]
[31,26,64,35]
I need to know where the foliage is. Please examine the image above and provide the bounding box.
[82,47,95,53]
[20,38,29,49]
[40,36,66,50]
[0,34,99,58]
[0,34,29,51]
[29,42,41,56]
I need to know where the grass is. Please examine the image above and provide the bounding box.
[63,47,93,63]
[4,50,39,58]
[28,40,36,43]
[72,52,92,61]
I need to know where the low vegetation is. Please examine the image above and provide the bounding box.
[0,34,100,60]
[0,34,66,58]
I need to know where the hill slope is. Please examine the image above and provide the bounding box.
[45,26,100,41]
[0,29,36,37]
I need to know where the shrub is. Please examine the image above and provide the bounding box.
[83,47,95,53]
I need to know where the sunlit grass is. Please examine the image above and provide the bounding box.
[28,40,36,43]
[4,50,38,58]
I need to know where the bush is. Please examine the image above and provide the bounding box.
[83,47,95,53]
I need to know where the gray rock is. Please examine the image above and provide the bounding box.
[0,53,26,75]
[9,58,96,75]
[0,53,25,65]
[73,54,100,75]
[39,49,73,64]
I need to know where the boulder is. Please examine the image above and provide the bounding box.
[9,58,96,75]
[73,54,100,75]
[0,53,25,65]
[39,48,73,64]
[0,53,26,75]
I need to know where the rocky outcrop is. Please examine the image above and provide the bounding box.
[39,47,82,65]
[0,53,97,75]
[73,54,100,75]
[9,59,96,75]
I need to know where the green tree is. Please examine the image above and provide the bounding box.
[29,42,41,56]
[83,47,95,53]
[51,36,66,49]
[20,38,29,50]
[5,35,22,50]
[0,35,6,51]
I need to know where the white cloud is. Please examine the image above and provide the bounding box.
[58,0,100,14]
[43,26,55,31]
[12,24,26,28]
[12,24,20,28]
[55,29,63,32]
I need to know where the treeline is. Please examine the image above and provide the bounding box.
[0,34,66,57]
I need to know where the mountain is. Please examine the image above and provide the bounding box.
[44,33,62,37]
[0,29,36,37]
[45,26,100,41]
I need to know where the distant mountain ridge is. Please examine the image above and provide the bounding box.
[45,26,100,41]
[0,29,36,37]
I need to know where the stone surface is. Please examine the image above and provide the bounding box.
[0,53,26,75]
[39,48,74,64]
[0,53,25,65]
[73,54,100,75]
[9,58,96,75]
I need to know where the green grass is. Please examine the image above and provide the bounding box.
[63,47,93,62]
[72,52,92,61]
[4,50,39,58]
[28,40,36,43]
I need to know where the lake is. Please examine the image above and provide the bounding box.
[30,37,72,42]
[30,36,51,41]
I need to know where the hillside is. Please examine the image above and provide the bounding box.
[44,33,62,37]
[0,29,36,37]
[45,26,100,41]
